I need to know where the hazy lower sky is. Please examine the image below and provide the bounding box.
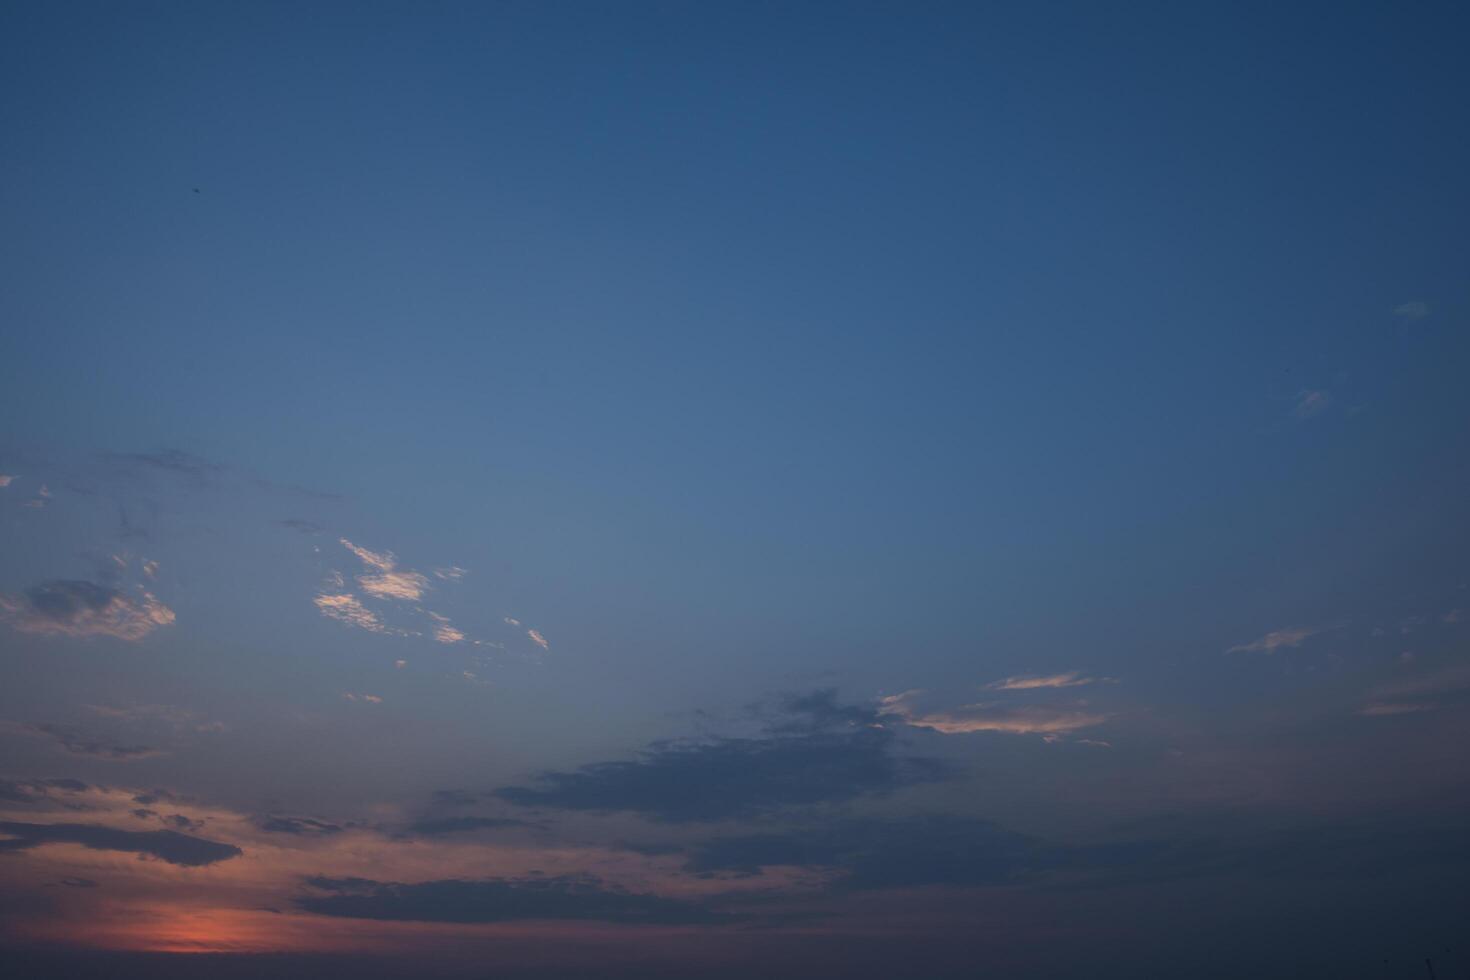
[2,2,1468,977]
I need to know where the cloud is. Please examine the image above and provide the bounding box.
[296,873,718,924]
[0,580,175,641]
[527,628,549,651]
[313,594,389,634]
[428,613,464,645]
[0,474,12,487]
[0,778,90,803]
[258,816,344,836]
[340,538,397,573]
[357,571,429,602]
[404,816,536,837]
[0,821,241,866]
[1394,300,1430,320]
[495,691,950,822]
[684,815,1054,890]
[1227,626,1322,654]
[278,519,322,535]
[104,449,224,479]
[877,691,1107,735]
[1359,702,1434,717]
[13,723,163,760]
[985,671,1104,691]
[433,566,467,581]
[1292,389,1332,420]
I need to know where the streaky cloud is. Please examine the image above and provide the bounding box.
[985,671,1106,691]
[1227,626,1321,654]
[0,820,241,866]
[296,873,720,924]
[878,690,1107,735]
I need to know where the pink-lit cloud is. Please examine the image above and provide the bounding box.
[877,690,1107,735]
[0,581,175,642]
[985,671,1105,691]
[1227,626,1320,654]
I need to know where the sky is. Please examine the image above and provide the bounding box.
[1,1,1468,976]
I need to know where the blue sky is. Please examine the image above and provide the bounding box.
[2,2,1469,976]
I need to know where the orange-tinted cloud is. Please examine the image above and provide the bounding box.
[0,581,175,641]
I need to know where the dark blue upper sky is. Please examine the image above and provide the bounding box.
[2,2,1468,976]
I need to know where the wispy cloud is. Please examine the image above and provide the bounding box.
[1292,389,1332,420]
[358,571,429,602]
[0,580,175,641]
[429,612,465,644]
[8,722,164,760]
[313,594,390,634]
[1227,626,1321,654]
[0,474,13,487]
[1393,300,1430,321]
[24,483,52,508]
[433,566,468,581]
[297,873,719,925]
[340,538,396,572]
[985,671,1105,691]
[527,628,549,651]
[1359,702,1434,717]
[877,691,1107,735]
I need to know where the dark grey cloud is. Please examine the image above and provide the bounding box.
[52,877,98,888]
[686,815,1059,889]
[132,789,184,806]
[0,778,90,803]
[16,581,115,622]
[0,781,34,803]
[0,821,241,866]
[297,873,718,925]
[679,811,1470,896]
[405,816,536,836]
[494,690,950,823]
[430,789,479,807]
[257,816,343,836]
[24,724,162,761]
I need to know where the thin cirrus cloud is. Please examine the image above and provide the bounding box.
[314,538,540,655]
[1227,626,1321,654]
[1393,300,1430,320]
[341,538,430,601]
[313,593,393,635]
[1359,702,1434,717]
[429,612,465,645]
[877,691,1108,735]
[1292,389,1332,420]
[0,579,175,641]
[296,873,720,925]
[985,671,1105,691]
[8,722,164,761]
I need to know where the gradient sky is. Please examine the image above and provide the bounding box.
[2,2,1469,977]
